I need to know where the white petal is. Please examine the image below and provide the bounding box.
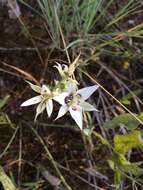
[46,99,53,117]
[77,85,99,100]
[35,102,46,120]
[54,63,62,71]
[41,85,50,95]
[69,106,83,130]
[54,63,63,76]
[53,92,68,105]
[21,96,41,107]
[63,64,69,72]
[26,81,41,93]
[55,105,68,120]
[80,101,99,111]
[66,83,77,94]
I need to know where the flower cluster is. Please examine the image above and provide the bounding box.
[21,61,99,129]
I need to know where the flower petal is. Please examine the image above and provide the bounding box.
[77,85,99,100]
[54,63,63,75]
[41,85,51,95]
[66,83,77,94]
[54,63,69,77]
[55,105,68,120]
[21,96,42,107]
[26,81,41,93]
[46,99,53,117]
[53,92,68,105]
[80,101,99,111]
[69,106,83,130]
[35,102,46,120]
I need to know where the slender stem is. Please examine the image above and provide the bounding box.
[82,114,98,189]
[54,6,71,64]
[17,17,44,65]
[81,69,143,125]
[31,127,72,190]
[0,126,19,159]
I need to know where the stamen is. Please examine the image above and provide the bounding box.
[72,106,77,111]
[76,93,82,98]
[65,94,73,104]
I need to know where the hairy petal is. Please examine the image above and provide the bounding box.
[77,85,99,100]
[54,63,63,75]
[69,106,83,130]
[54,63,69,77]
[41,85,51,95]
[80,101,99,112]
[26,81,41,93]
[55,105,68,120]
[21,95,41,107]
[35,102,46,120]
[46,99,53,117]
[53,92,68,105]
[67,83,77,94]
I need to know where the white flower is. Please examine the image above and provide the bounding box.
[54,54,80,77]
[54,54,80,78]
[54,63,69,78]
[54,63,78,93]
[53,85,99,130]
[21,82,53,120]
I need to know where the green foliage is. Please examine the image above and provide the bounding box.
[0,95,10,109]
[108,130,143,186]
[19,0,143,54]
[0,114,15,129]
[103,113,140,130]
[83,128,93,136]
[0,166,17,190]
[120,89,142,105]
[109,153,143,186]
[93,131,110,146]
[138,112,143,121]
[114,169,122,186]
[94,129,143,182]
[113,153,143,175]
[114,130,143,155]
[105,0,140,29]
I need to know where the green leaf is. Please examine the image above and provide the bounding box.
[109,153,143,181]
[123,163,143,176]
[0,166,17,190]
[114,170,122,186]
[0,95,10,109]
[121,99,130,105]
[114,130,143,155]
[120,89,142,105]
[108,157,122,186]
[108,159,115,170]
[103,113,140,130]
[138,112,143,121]
[0,115,9,125]
[83,128,92,136]
[83,127,94,136]
[114,154,143,176]
[0,114,15,129]
[94,131,110,146]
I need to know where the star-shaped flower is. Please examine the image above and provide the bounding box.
[53,85,99,129]
[21,82,53,120]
